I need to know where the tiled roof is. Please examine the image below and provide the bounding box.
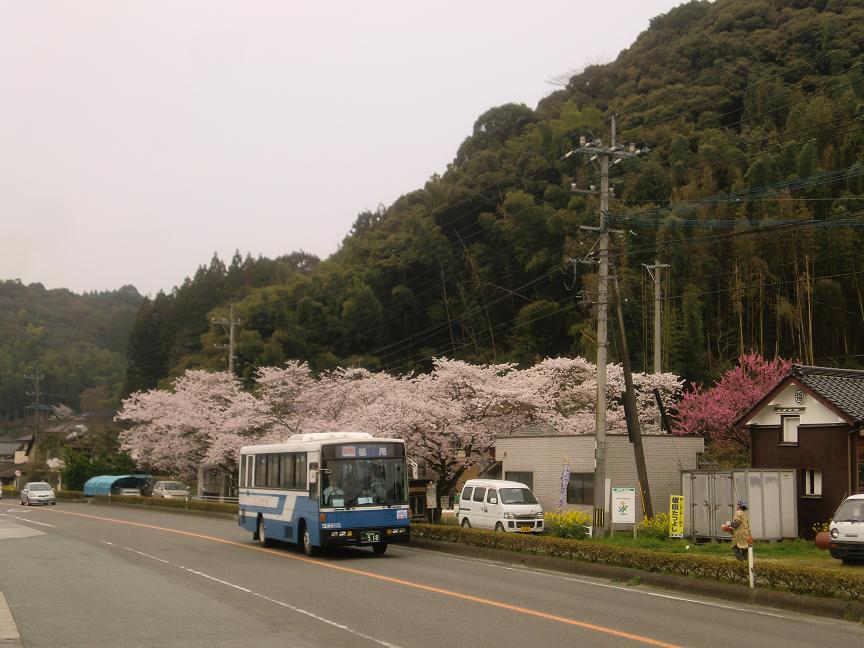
[0,442,23,456]
[789,364,864,422]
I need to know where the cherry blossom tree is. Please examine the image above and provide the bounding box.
[673,353,791,451]
[116,357,683,497]
[366,359,533,506]
[117,370,262,480]
[508,357,682,435]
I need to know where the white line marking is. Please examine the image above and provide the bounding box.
[124,547,171,564]
[0,513,55,528]
[118,545,403,648]
[398,545,794,620]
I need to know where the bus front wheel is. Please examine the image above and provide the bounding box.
[257,516,272,548]
[372,542,387,555]
[301,522,317,557]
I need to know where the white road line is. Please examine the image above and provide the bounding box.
[398,545,795,621]
[124,547,171,565]
[120,546,404,648]
[0,513,54,528]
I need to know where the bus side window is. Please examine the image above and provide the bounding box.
[308,462,318,501]
[239,457,244,488]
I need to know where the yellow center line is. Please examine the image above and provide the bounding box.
[48,508,681,648]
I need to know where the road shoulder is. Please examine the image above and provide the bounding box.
[408,536,864,623]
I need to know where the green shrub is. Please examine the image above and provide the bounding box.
[56,490,85,500]
[637,513,671,540]
[92,495,238,515]
[545,510,591,540]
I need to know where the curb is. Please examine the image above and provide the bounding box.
[408,537,864,623]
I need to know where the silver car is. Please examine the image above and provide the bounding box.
[151,481,190,499]
[20,482,56,506]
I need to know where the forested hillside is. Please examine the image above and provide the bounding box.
[0,280,141,421]
[126,0,864,390]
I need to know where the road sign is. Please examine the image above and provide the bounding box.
[669,495,685,538]
[611,487,636,524]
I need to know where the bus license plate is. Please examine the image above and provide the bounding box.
[361,531,380,543]
[519,525,533,532]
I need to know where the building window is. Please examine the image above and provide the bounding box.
[567,473,594,505]
[781,416,799,444]
[504,471,534,490]
[803,469,822,496]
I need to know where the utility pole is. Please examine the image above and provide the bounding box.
[25,366,44,444]
[213,304,241,374]
[642,261,670,374]
[611,277,653,518]
[565,115,646,537]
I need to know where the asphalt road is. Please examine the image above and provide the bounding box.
[1,502,863,648]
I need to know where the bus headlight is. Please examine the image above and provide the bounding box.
[830,527,839,539]
[536,512,544,519]
[504,512,515,519]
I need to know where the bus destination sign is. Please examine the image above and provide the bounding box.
[340,444,390,458]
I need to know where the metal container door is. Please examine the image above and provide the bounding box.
[690,473,712,537]
[714,472,735,539]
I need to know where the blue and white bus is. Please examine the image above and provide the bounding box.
[238,432,410,556]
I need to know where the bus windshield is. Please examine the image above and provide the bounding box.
[320,458,406,508]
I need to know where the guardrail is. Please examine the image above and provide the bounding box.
[195,494,239,504]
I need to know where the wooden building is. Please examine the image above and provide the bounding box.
[737,365,864,537]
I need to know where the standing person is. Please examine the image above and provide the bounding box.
[728,500,751,561]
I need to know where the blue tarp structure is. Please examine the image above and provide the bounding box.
[83,474,152,496]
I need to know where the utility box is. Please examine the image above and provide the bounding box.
[681,469,798,540]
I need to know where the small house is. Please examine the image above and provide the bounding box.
[737,364,864,537]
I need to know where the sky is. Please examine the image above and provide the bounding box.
[0,1,686,297]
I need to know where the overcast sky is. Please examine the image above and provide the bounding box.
[0,1,685,297]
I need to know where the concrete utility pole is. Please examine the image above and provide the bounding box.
[213,304,241,374]
[565,115,646,536]
[642,260,670,373]
[25,366,44,444]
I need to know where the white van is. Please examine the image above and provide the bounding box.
[828,494,864,564]
[456,479,543,533]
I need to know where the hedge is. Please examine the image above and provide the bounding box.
[56,490,85,500]
[411,524,864,601]
[92,495,239,515]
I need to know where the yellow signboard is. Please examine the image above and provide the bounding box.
[669,495,685,538]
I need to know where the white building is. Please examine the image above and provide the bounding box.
[492,432,704,527]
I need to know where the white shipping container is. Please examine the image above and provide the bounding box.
[681,469,797,540]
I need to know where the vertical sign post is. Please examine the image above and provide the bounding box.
[669,495,685,539]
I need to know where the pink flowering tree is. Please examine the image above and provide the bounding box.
[117,370,263,480]
[367,359,535,504]
[673,353,791,451]
[511,357,682,435]
[254,362,393,440]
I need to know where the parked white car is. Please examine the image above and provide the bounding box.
[151,481,190,499]
[829,494,864,565]
[20,482,56,506]
[457,479,544,533]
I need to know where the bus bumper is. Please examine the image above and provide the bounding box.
[319,527,411,547]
